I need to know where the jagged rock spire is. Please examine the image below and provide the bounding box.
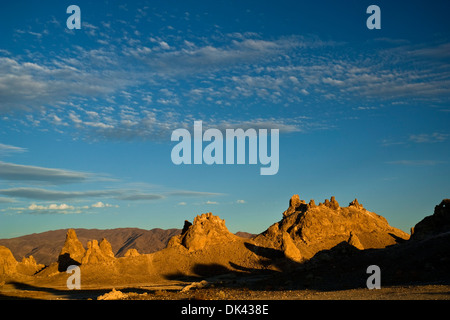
[57,229,86,271]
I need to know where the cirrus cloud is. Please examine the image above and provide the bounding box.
[0,161,89,185]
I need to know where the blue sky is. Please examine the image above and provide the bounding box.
[0,0,449,238]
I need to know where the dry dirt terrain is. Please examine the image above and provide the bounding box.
[0,278,449,300]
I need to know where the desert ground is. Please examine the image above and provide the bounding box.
[1,278,449,300]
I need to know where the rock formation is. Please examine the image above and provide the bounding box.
[0,245,18,277]
[171,212,239,251]
[124,248,140,257]
[0,246,44,278]
[81,238,115,264]
[281,232,302,262]
[283,194,307,217]
[97,288,129,300]
[99,238,115,257]
[411,199,450,240]
[255,195,410,260]
[16,255,45,275]
[57,229,116,269]
[0,227,182,266]
[347,231,364,250]
[349,198,363,209]
[2,196,449,296]
[57,229,86,271]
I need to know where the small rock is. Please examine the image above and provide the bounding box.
[97,288,128,300]
[181,280,209,292]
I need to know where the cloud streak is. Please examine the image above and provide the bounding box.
[386,160,446,166]
[0,187,121,200]
[0,143,27,156]
[167,191,224,197]
[117,193,164,201]
[0,162,89,185]
[0,187,223,203]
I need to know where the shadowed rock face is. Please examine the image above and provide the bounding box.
[411,199,450,240]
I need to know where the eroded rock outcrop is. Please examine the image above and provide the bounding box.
[81,238,115,264]
[0,246,46,278]
[17,255,45,275]
[169,212,239,251]
[281,232,302,262]
[57,229,86,271]
[57,229,116,270]
[347,231,364,250]
[124,248,140,257]
[0,245,18,277]
[349,198,363,209]
[283,195,307,217]
[255,195,410,260]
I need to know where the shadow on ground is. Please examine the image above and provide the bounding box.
[164,233,450,293]
[0,281,175,300]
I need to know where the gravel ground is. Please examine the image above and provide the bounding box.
[117,284,450,300]
[1,278,449,300]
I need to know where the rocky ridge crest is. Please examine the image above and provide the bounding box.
[169,212,239,251]
[256,194,410,259]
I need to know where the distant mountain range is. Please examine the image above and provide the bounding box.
[0,228,254,265]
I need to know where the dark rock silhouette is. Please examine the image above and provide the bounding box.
[411,199,450,240]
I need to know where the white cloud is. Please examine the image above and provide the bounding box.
[1,31,449,143]
[91,201,117,208]
[236,199,246,204]
[28,203,75,210]
[3,201,118,215]
[91,201,106,208]
[322,77,345,86]
[159,41,170,50]
[0,56,131,113]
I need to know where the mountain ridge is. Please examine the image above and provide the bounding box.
[0,227,255,265]
[0,227,181,265]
